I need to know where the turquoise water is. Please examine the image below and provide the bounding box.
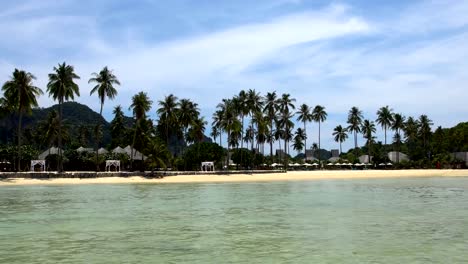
[1,177,468,263]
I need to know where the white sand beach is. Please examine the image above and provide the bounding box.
[1,169,468,186]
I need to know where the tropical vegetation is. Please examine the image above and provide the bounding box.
[1,63,467,171]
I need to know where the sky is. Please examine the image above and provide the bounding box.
[1,0,468,154]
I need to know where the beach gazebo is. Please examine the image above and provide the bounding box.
[31,160,46,172]
[105,160,120,171]
[201,161,215,171]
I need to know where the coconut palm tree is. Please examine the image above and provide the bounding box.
[278,110,294,163]
[361,119,376,163]
[376,106,394,146]
[235,90,249,150]
[263,91,278,158]
[278,93,296,114]
[157,94,179,146]
[89,67,120,118]
[129,92,152,169]
[187,117,207,144]
[2,69,43,171]
[347,106,363,153]
[47,62,80,172]
[110,105,127,148]
[246,89,263,150]
[418,114,433,158]
[178,98,200,143]
[293,128,306,156]
[216,99,241,166]
[210,126,220,144]
[332,125,348,154]
[89,66,120,171]
[391,113,406,163]
[312,105,327,161]
[212,110,224,147]
[403,116,419,158]
[296,104,313,161]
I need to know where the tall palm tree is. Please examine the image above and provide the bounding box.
[236,90,249,150]
[157,94,179,146]
[361,119,376,163]
[212,110,224,147]
[178,98,200,143]
[376,106,394,146]
[89,66,120,171]
[347,106,363,153]
[263,91,278,158]
[296,104,313,161]
[2,69,43,171]
[332,125,348,154]
[403,116,419,158]
[278,110,294,163]
[216,99,241,166]
[47,62,80,172]
[246,89,263,150]
[418,114,433,158]
[210,126,220,144]
[391,113,406,163]
[293,128,306,156]
[187,117,207,144]
[129,92,152,169]
[110,105,127,148]
[89,66,120,118]
[312,105,327,161]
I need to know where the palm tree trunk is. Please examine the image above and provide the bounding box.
[58,101,63,172]
[96,104,103,172]
[131,120,138,171]
[17,111,23,171]
[240,115,244,168]
[368,140,371,164]
[226,129,230,168]
[339,141,342,155]
[318,121,321,161]
[384,125,387,146]
[304,121,307,162]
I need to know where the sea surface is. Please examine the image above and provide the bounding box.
[1,177,468,263]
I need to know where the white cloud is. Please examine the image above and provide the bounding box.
[1,0,468,153]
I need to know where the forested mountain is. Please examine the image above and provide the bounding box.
[0,102,133,147]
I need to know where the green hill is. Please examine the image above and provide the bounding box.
[0,102,133,147]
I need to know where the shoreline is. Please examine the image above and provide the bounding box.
[1,169,468,186]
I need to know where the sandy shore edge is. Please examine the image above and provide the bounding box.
[1,169,468,186]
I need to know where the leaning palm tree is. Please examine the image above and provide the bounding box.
[129,92,152,169]
[89,66,120,171]
[332,125,348,154]
[47,62,80,172]
[347,106,363,153]
[361,119,376,164]
[376,106,394,146]
[296,104,313,161]
[2,69,43,171]
[391,113,406,163]
[312,105,327,161]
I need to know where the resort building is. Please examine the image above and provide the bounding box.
[451,152,468,166]
[387,151,409,163]
[331,149,339,158]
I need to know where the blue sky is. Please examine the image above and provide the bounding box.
[1,0,468,153]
